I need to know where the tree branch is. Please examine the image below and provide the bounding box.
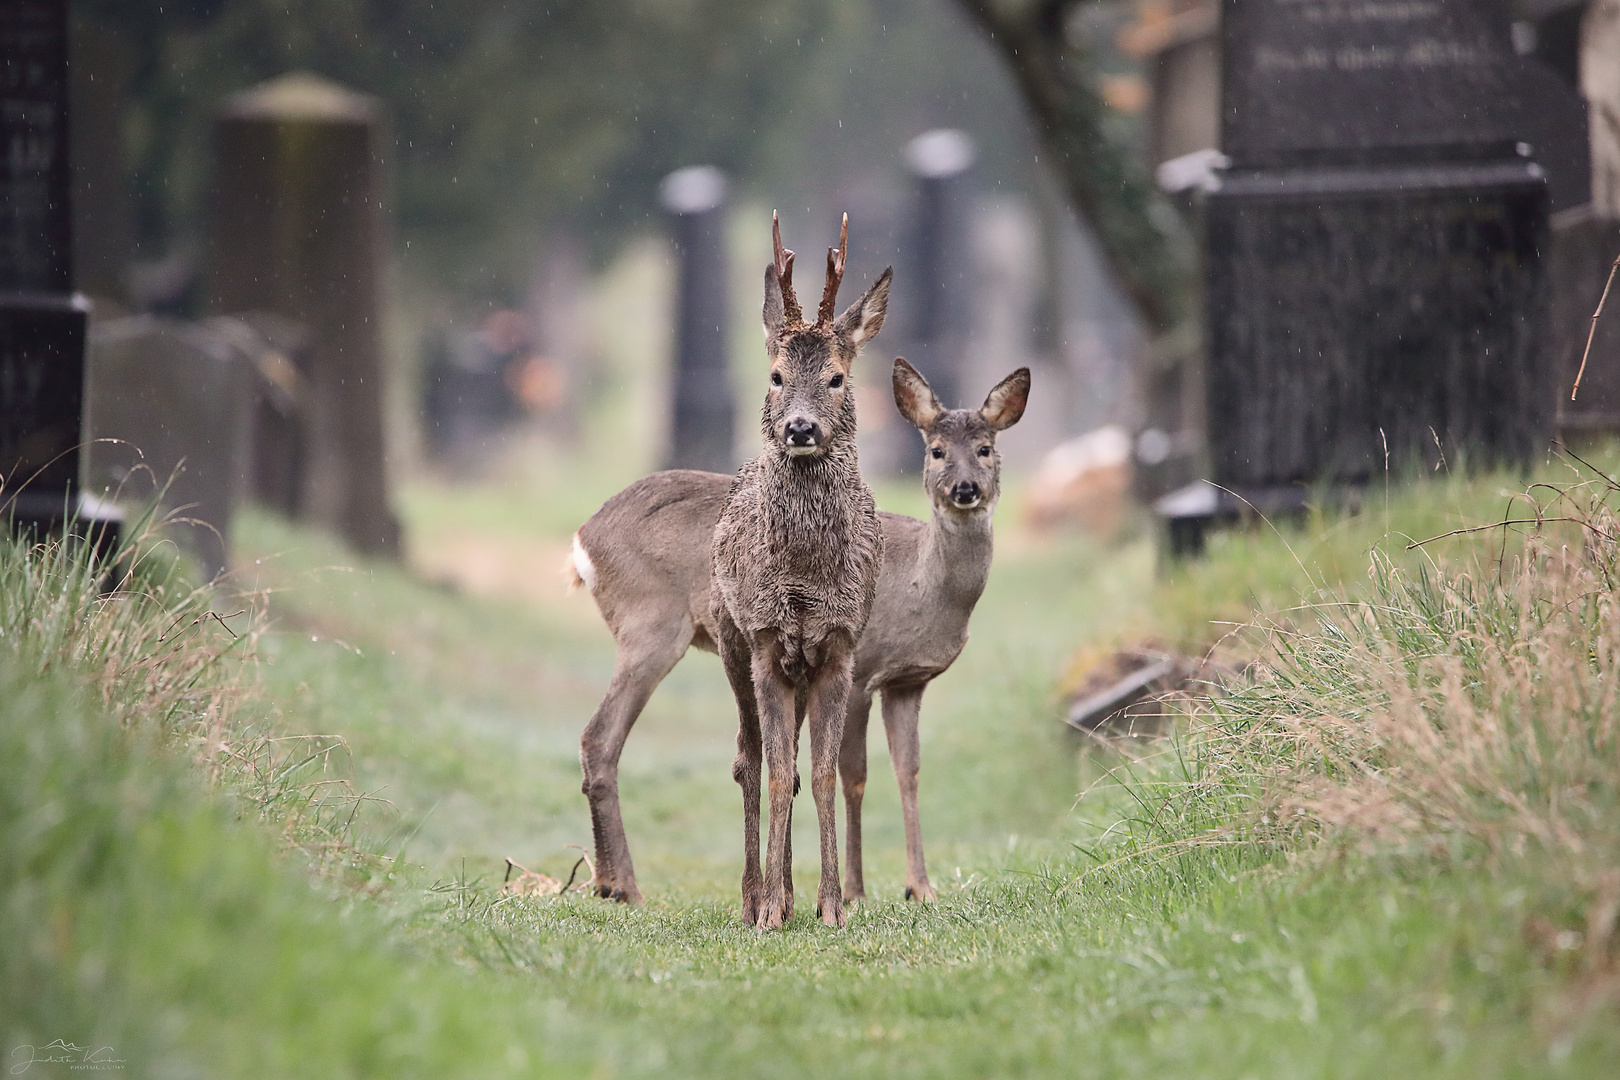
[957,0,1192,332]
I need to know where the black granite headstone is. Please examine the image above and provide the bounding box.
[0,0,91,532]
[659,166,736,474]
[1222,0,1521,168]
[1201,0,1572,489]
[902,129,976,414]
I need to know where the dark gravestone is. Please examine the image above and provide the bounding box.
[0,0,104,539]
[1208,170,1548,483]
[0,2,70,294]
[902,130,976,414]
[209,73,400,556]
[660,166,735,473]
[1203,0,1570,487]
[1222,0,1523,167]
[68,17,135,307]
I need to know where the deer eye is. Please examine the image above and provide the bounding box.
[829,373,844,389]
[770,371,783,386]
[978,445,992,458]
[930,446,945,460]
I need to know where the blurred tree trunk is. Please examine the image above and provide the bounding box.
[957,0,1190,332]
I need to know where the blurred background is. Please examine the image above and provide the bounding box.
[56,0,1188,574]
[4,0,1603,577]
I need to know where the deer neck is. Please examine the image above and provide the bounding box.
[916,500,994,610]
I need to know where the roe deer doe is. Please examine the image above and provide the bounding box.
[572,354,1028,908]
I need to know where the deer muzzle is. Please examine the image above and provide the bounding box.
[783,417,823,455]
[949,480,982,509]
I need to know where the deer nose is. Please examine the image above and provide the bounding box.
[950,480,982,507]
[784,418,822,453]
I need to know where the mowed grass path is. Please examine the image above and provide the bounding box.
[236,472,1147,904]
[209,463,1618,1078]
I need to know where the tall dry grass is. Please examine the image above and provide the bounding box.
[1113,467,1620,1024]
[0,508,378,862]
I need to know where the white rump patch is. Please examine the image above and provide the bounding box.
[571,534,598,593]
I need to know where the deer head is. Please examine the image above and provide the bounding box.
[761,212,892,458]
[893,358,1030,513]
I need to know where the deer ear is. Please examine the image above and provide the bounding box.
[763,264,786,339]
[980,367,1031,431]
[892,357,943,430]
[833,266,892,351]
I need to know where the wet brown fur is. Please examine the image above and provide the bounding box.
[710,219,889,928]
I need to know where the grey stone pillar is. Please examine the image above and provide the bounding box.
[903,130,976,415]
[877,130,976,475]
[0,0,91,534]
[660,166,736,473]
[209,72,399,556]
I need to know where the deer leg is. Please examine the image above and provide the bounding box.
[881,683,934,901]
[782,687,807,923]
[807,634,854,927]
[839,688,872,901]
[752,636,797,930]
[578,617,690,905]
[718,617,763,925]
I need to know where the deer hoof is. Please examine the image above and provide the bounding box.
[816,898,847,928]
[595,881,644,905]
[903,883,936,902]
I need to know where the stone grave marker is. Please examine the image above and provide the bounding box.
[84,317,253,582]
[902,129,976,415]
[0,0,93,535]
[209,72,399,556]
[1201,0,1578,490]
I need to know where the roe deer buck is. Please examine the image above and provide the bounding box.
[711,213,888,929]
[572,354,1029,908]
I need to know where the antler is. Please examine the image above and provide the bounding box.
[772,210,803,328]
[816,213,849,328]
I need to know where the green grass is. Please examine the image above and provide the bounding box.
[5,449,1619,1076]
